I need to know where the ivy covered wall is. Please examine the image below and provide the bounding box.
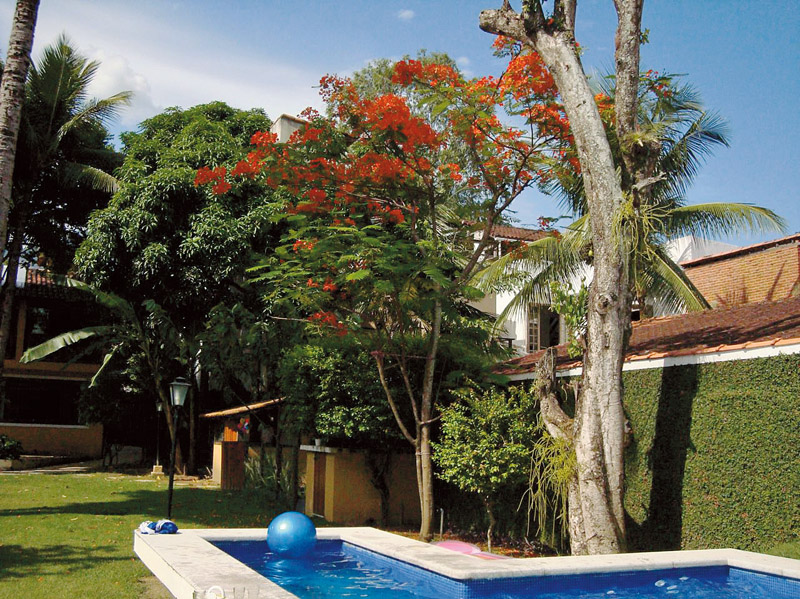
[623,354,800,552]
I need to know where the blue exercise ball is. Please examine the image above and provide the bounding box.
[267,511,317,558]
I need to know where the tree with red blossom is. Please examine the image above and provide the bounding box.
[198,53,569,540]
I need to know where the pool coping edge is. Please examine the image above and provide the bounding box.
[134,527,800,598]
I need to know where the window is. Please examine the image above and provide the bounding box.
[527,305,561,353]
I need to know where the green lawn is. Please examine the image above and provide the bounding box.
[0,471,286,599]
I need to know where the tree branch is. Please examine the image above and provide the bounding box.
[374,353,416,445]
[535,347,574,441]
[479,4,528,39]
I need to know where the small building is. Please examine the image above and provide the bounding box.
[201,399,283,490]
[303,443,420,526]
[1,270,103,459]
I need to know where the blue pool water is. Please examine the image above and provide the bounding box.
[212,539,800,599]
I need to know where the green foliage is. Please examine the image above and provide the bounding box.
[0,434,23,460]
[524,422,575,549]
[199,303,295,409]
[623,355,800,552]
[243,452,295,511]
[434,384,538,497]
[75,102,274,327]
[276,338,402,446]
[548,280,587,358]
[768,540,800,560]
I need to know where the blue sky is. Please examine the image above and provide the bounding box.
[1,0,798,243]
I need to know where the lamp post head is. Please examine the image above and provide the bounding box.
[156,401,164,413]
[169,377,190,408]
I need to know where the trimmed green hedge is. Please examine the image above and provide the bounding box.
[624,355,800,552]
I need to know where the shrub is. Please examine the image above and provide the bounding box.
[0,434,23,460]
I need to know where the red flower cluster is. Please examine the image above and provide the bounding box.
[292,238,316,252]
[501,52,555,99]
[308,311,347,336]
[194,166,230,195]
[365,94,439,151]
[391,59,460,89]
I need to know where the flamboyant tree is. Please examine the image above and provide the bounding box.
[479,0,655,553]
[198,53,572,539]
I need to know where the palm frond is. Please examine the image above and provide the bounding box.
[667,203,787,240]
[54,277,140,324]
[56,92,133,145]
[89,347,119,387]
[644,246,710,313]
[20,326,112,363]
[59,162,120,193]
[657,111,729,199]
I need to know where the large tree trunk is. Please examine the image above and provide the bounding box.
[0,0,38,261]
[481,0,645,554]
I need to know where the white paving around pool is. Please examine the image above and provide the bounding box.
[134,527,800,599]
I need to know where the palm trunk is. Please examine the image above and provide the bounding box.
[0,0,39,262]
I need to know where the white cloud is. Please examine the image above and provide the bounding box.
[456,56,474,78]
[0,1,324,135]
[396,9,415,21]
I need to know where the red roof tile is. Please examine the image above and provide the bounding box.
[679,233,800,267]
[490,225,548,242]
[497,295,800,375]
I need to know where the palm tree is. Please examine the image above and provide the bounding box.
[0,0,39,262]
[0,34,131,417]
[477,74,785,323]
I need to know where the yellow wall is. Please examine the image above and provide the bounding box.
[212,442,222,484]
[303,448,420,526]
[212,443,308,487]
[0,422,103,457]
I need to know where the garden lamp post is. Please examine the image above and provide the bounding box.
[166,377,190,520]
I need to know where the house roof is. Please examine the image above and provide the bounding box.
[496,295,800,376]
[680,232,800,267]
[200,398,283,419]
[489,224,548,242]
[490,224,548,242]
[678,233,800,308]
[17,270,87,301]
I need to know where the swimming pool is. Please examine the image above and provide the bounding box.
[134,527,800,599]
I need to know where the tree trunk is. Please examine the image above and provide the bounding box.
[418,424,435,540]
[483,496,496,553]
[289,436,300,509]
[480,0,643,554]
[156,378,184,472]
[188,382,197,474]
[418,295,442,541]
[274,411,284,501]
[0,0,38,262]
[366,452,392,527]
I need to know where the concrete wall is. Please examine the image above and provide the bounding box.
[0,422,103,457]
